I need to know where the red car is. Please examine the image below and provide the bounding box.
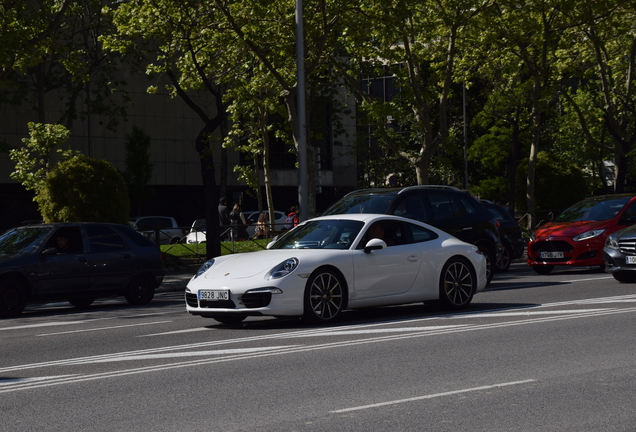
[527,194,636,274]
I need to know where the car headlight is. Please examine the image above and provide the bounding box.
[573,229,605,242]
[605,233,619,250]
[267,258,298,280]
[194,259,214,279]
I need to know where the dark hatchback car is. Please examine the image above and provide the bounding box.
[603,225,636,282]
[0,222,165,317]
[321,186,501,283]
[480,201,525,271]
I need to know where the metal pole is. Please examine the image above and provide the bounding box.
[463,81,468,190]
[296,0,308,221]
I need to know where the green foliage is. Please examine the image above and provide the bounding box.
[9,122,78,192]
[122,125,154,214]
[36,156,130,224]
[515,152,590,224]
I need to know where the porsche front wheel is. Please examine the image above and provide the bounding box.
[303,268,345,323]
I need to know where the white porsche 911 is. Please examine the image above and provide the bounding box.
[185,214,487,324]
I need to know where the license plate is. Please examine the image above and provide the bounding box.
[627,256,636,264]
[198,290,230,301]
[540,251,564,259]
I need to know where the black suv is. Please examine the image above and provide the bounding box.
[322,186,501,283]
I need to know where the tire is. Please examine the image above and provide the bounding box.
[612,271,636,283]
[124,275,155,305]
[68,297,95,308]
[203,315,247,324]
[0,278,27,318]
[475,242,495,285]
[439,258,476,309]
[495,243,512,272]
[532,265,554,275]
[303,268,346,323]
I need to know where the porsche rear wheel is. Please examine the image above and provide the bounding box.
[303,268,345,323]
[439,258,475,309]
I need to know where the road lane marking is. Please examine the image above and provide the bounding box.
[76,347,301,363]
[0,375,77,386]
[279,326,468,337]
[1,307,635,394]
[453,309,609,318]
[36,321,173,336]
[330,379,537,413]
[0,321,87,331]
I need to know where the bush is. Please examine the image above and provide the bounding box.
[36,155,130,224]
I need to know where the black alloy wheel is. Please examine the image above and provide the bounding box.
[303,268,345,323]
[439,258,476,309]
[495,243,512,272]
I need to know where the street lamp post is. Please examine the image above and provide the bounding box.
[296,0,308,221]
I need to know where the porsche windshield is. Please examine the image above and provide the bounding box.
[0,226,52,255]
[555,197,631,222]
[269,220,364,250]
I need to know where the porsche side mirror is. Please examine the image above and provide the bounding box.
[364,238,387,254]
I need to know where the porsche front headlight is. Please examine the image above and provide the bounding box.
[267,258,299,280]
[573,229,605,242]
[194,259,214,279]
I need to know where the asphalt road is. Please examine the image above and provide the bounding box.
[2,264,636,432]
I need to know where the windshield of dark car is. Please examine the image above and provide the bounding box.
[269,220,364,250]
[321,194,395,215]
[0,227,52,255]
[555,197,631,222]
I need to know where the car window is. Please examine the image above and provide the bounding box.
[407,223,439,243]
[622,202,636,221]
[86,226,126,252]
[430,193,458,220]
[392,195,430,222]
[0,227,52,254]
[47,227,84,254]
[458,196,478,215]
[118,225,157,248]
[556,197,632,222]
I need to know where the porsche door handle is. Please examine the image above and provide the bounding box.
[408,255,419,262]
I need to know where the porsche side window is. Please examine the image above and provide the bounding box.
[408,223,439,243]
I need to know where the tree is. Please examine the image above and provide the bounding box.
[9,122,78,192]
[558,1,636,193]
[123,125,154,216]
[36,155,129,224]
[104,0,241,258]
[474,0,572,229]
[332,0,494,186]
[2,1,129,130]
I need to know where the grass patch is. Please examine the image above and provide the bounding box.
[160,239,270,258]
